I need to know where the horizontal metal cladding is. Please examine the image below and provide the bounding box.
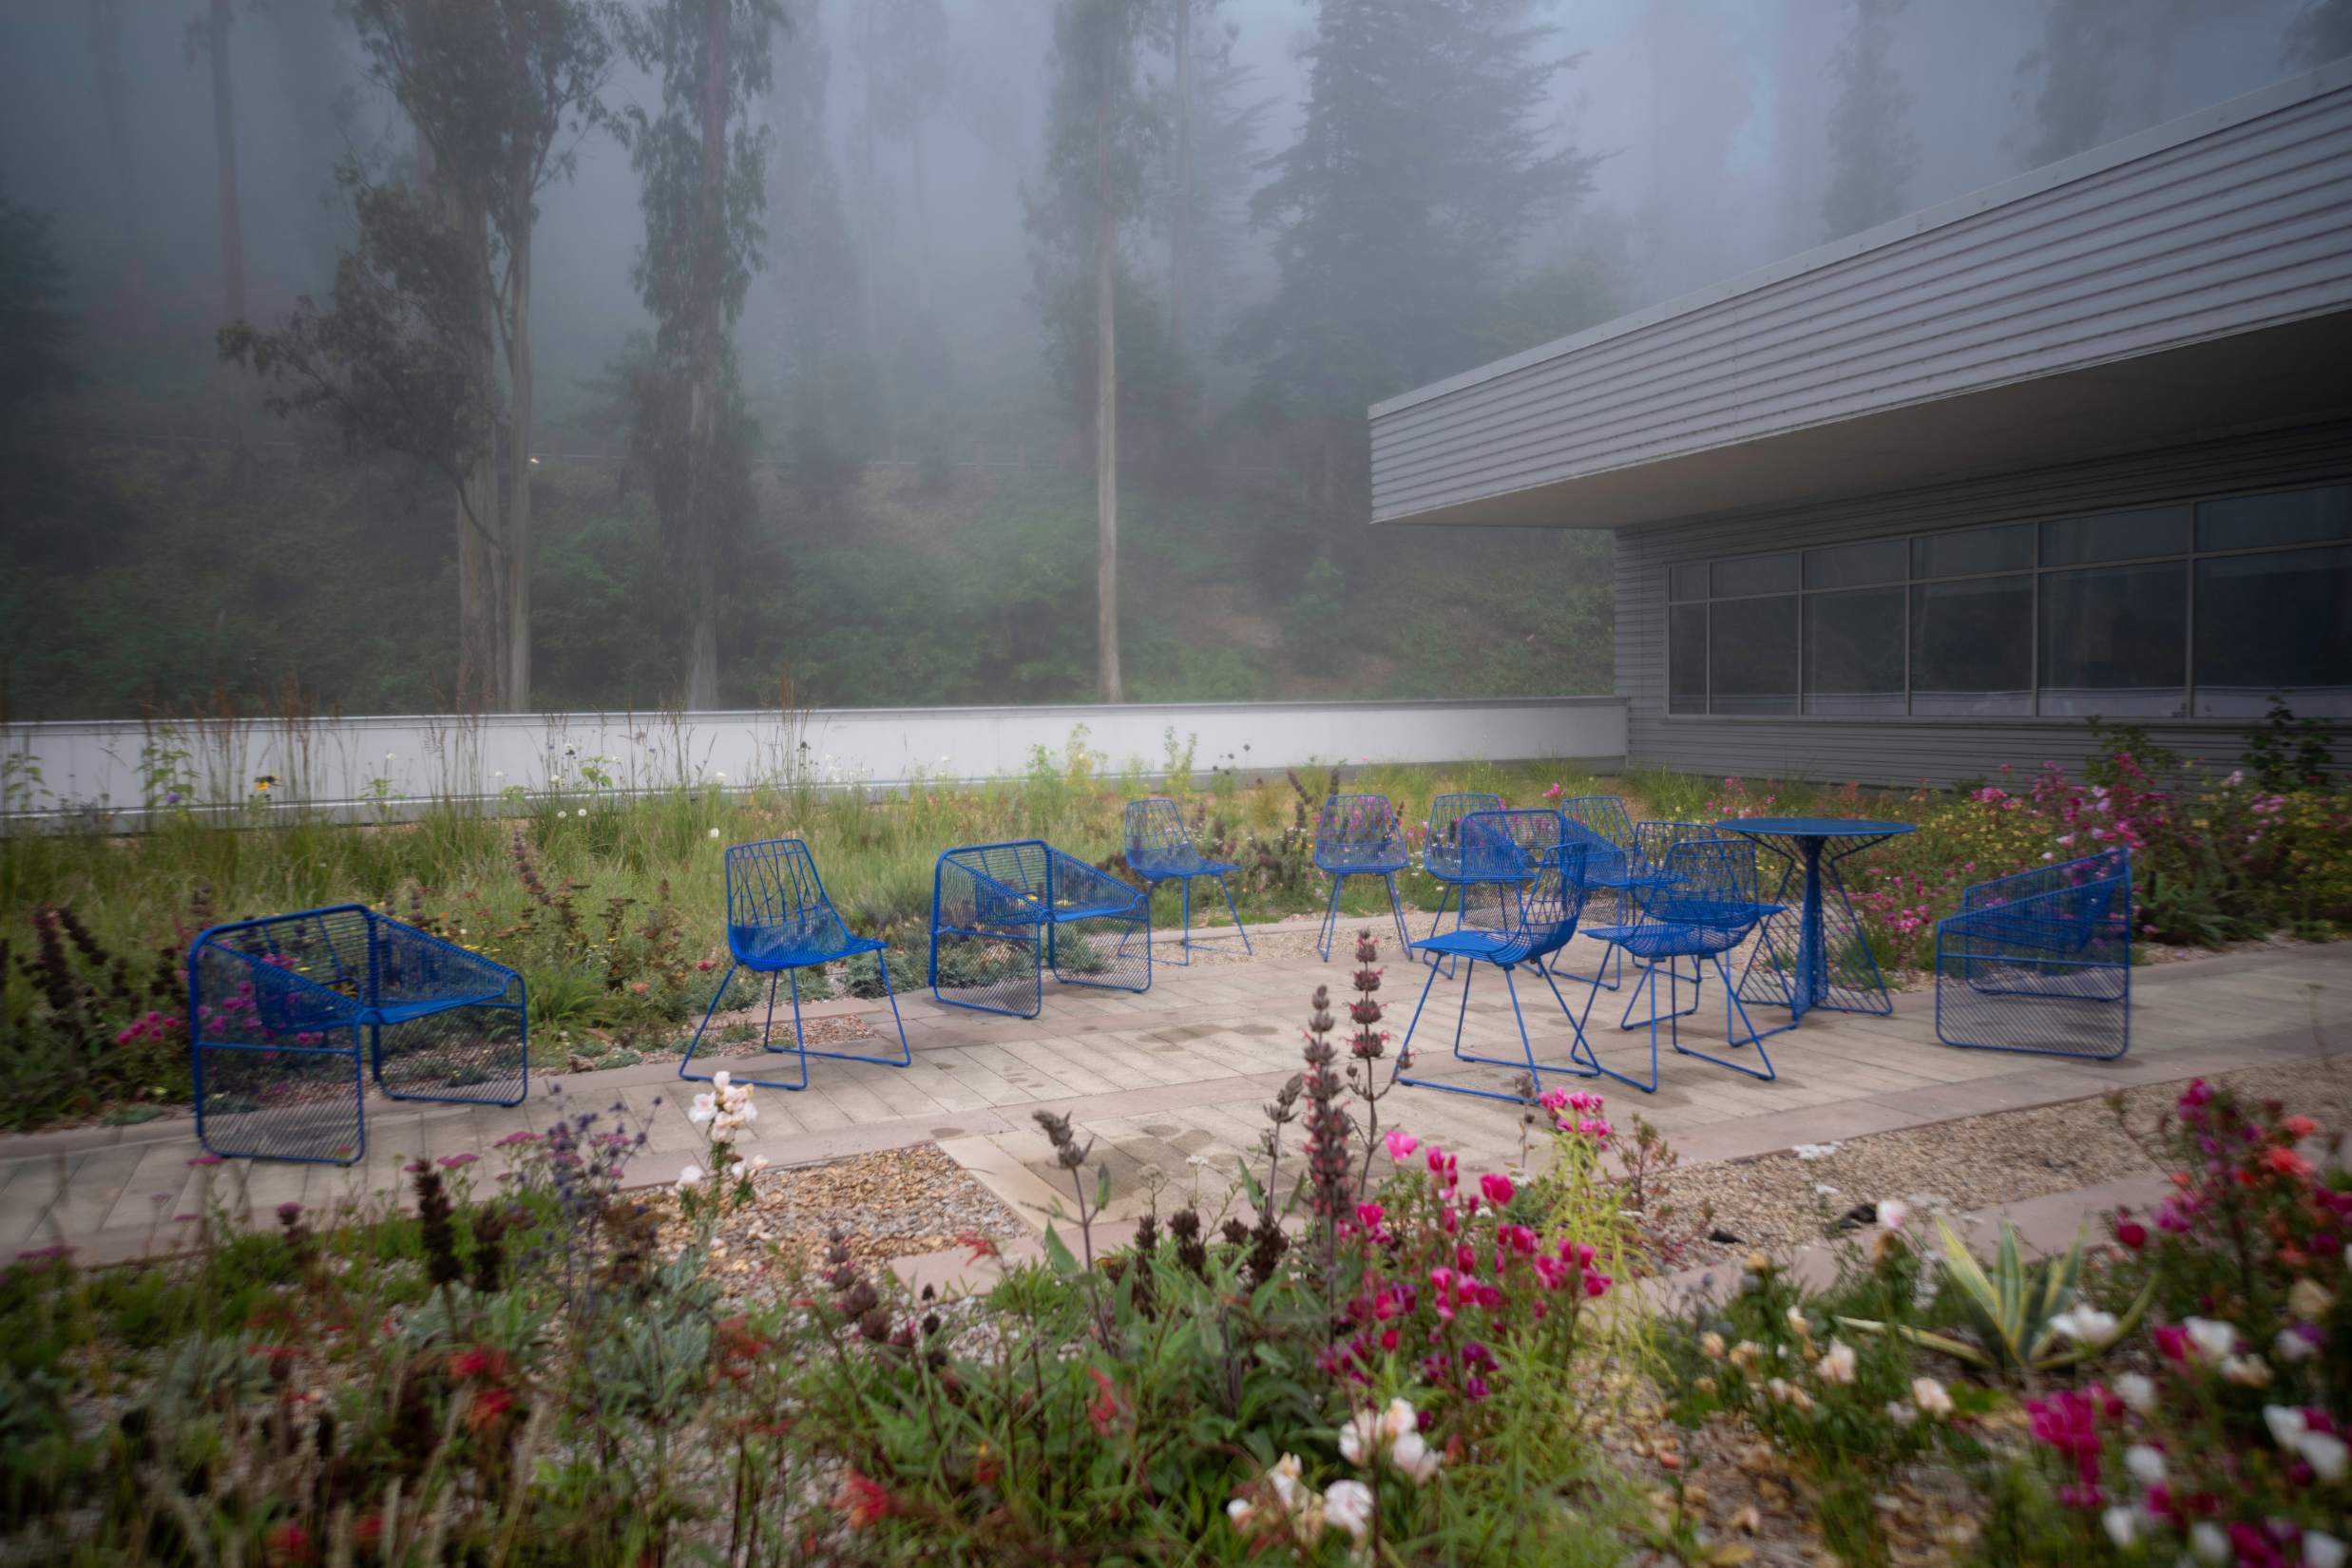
[1612,423,2352,788]
[1371,68,2352,526]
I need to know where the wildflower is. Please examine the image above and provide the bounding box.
[2306,1533,2346,1568]
[2265,1145,2315,1179]
[835,1467,893,1528]
[2189,1521,2228,1564]
[1389,1425,1442,1482]
[2221,1352,2272,1387]
[1323,1479,1374,1541]
[1384,1127,1418,1161]
[1793,1141,1840,1161]
[2113,1372,2156,1414]
[1480,1172,1515,1208]
[1876,1197,1910,1230]
[2266,1405,2309,1448]
[2101,1507,2139,1548]
[1885,1401,1917,1426]
[2113,1216,2149,1250]
[2183,1317,2238,1362]
[2048,1306,2119,1347]
[1700,1331,1727,1360]
[2287,1278,2333,1319]
[1814,1340,1858,1386]
[2276,1325,2322,1363]
[1339,1407,1380,1466]
[2301,1430,2349,1482]
[676,1163,704,1190]
[713,771,726,782]
[1911,1377,1953,1418]
[1086,1367,1120,1435]
[2122,1444,2167,1487]
[437,1153,478,1170]
[708,828,721,839]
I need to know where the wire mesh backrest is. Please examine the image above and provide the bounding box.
[1633,820,1712,870]
[939,841,1055,927]
[1315,794,1405,855]
[1455,810,1564,930]
[1640,839,1763,930]
[191,907,376,1041]
[1966,849,2132,947]
[1425,792,1505,874]
[726,839,832,929]
[1518,843,1593,942]
[1558,795,1635,851]
[1124,798,1194,858]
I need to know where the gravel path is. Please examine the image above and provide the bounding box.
[1674,1055,2352,1265]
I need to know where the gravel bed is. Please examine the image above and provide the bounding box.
[1674,1056,2352,1266]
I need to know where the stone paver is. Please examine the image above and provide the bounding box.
[4,912,2342,1266]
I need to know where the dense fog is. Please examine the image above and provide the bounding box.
[0,0,2340,717]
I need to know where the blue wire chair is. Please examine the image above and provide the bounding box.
[930,839,1151,1018]
[1557,797,1645,991]
[1313,793,1412,960]
[188,905,526,1164]
[1123,797,1252,965]
[1420,791,1504,977]
[1574,837,1782,1094]
[1392,812,1597,1104]
[1935,849,2132,1059]
[680,838,911,1092]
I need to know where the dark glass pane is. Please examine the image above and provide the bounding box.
[1669,604,1708,713]
[1711,553,1799,598]
[2193,545,2352,717]
[1912,523,2033,579]
[1669,564,1708,602]
[1805,589,1904,714]
[1909,576,2032,715]
[2037,562,2187,717]
[1805,538,1907,589]
[2040,507,2191,566]
[2196,486,2352,553]
[1709,596,1797,714]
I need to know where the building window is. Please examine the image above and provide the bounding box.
[1664,482,2352,721]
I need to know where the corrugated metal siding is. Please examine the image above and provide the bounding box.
[1615,424,2352,786]
[1372,66,2352,526]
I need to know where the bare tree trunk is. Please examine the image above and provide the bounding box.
[505,223,534,708]
[1094,86,1122,704]
[436,163,509,713]
[680,0,732,711]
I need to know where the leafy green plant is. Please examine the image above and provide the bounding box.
[2243,693,2337,793]
[1840,1218,2151,1378]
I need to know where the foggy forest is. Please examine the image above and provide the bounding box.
[2,0,2344,720]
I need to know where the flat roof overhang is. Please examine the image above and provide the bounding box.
[1377,309,2352,529]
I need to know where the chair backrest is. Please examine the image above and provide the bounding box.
[1457,814,1591,958]
[1633,820,1712,870]
[189,905,376,1040]
[1315,793,1405,862]
[726,838,834,930]
[937,840,1054,927]
[1558,795,1634,850]
[1424,792,1504,876]
[1638,838,1766,932]
[1124,797,1195,862]
[1970,848,2132,947]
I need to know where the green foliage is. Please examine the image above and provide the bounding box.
[2243,693,2338,794]
[1839,1218,2150,1379]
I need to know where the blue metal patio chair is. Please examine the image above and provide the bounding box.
[1124,797,1252,965]
[1392,811,1597,1104]
[1313,793,1412,960]
[1574,837,1781,1094]
[1558,797,1646,991]
[188,905,526,1164]
[1420,791,1505,977]
[1579,819,1720,1029]
[930,839,1151,1018]
[680,838,911,1092]
[1935,849,2132,1059]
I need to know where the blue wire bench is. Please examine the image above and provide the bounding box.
[1392,810,1597,1104]
[679,838,912,1092]
[1313,793,1412,960]
[1123,797,1252,965]
[188,905,527,1164]
[1935,849,2132,1059]
[1575,837,1783,1094]
[930,840,1151,1018]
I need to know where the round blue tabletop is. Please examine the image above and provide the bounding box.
[1711,817,1916,839]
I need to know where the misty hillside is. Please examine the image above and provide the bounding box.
[1,0,2339,718]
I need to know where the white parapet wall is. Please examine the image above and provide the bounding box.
[1,698,1626,830]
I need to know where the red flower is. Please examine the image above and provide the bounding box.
[2113,1218,2149,1251]
[1086,1367,1121,1435]
[2263,1145,2314,1180]
[265,1521,316,1566]
[1480,1173,1515,1208]
[465,1386,518,1432]
[448,1346,510,1382]
[834,1467,894,1528]
[2284,1114,2319,1139]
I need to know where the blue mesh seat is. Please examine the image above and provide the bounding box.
[931,840,1151,1018]
[1392,811,1597,1104]
[1935,850,2132,1059]
[680,838,911,1092]
[1576,838,1782,1094]
[1123,797,1252,965]
[188,906,526,1164]
[1312,793,1411,960]
[1419,791,1505,973]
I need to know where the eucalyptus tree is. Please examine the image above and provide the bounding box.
[622,0,780,710]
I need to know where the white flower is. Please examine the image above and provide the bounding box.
[1876,1198,1910,1230]
[493,770,506,779]
[1388,1426,1441,1483]
[1793,1141,1841,1161]
[2191,1521,2230,1564]
[2288,1278,2333,1320]
[688,1093,717,1126]
[1378,1397,1419,1444]
[1911,1376,1954,1418]
[2222,1352,2273,1387]
[2101,1506,2139,1548]
[1813,1340,1857,1386]
[713,771,726,782]
[2276,1326,2319,1363]
[2305,1530,2346,1568]
[2184,1316,2238,1362]
[1885,1401,1917,1426]
[1339,1408,1378,1467]
[2123,1444,2167,1487]
[2049,1306,2119,1347]
[713,1070,731,1088]
[2299,1430,2349,1482]
[708,828,722,839]
[1322,1479,1374,1541]
[675,1163,703,1190]
[1786,1304,1811,1336]
[2114,1372,2156,1414]
[2266,1405,2309,1448]
[575,807,588,818]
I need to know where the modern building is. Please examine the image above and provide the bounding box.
[1370,61,2352,785]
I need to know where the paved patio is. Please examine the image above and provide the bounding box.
[4,916,2343,1265]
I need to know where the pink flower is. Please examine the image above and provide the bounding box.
[2113,1217,2149,1251]
[1384,1128,1419,1161]
[437,1153,479,1170]
[186,1153,227,1167]
[1480,1173,1515,1208]
[1354,1202,1387,1233]
[493,1130,542,1147]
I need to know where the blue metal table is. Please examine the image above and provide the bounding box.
[1712,817,1915,1028]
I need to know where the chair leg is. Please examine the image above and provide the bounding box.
[1383,874,1411,959]
[1318,873,1344,962]
[1390,953,1447,1082]
[1395,954,1478,1088]
[1669,951,1777,1081]
[1572,951,1662,1094]
[1424,885,1460,980]
[1215,874,1252,955]
[678,960,743,1084]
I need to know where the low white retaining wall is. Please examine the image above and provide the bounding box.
[1,698,1626,829]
